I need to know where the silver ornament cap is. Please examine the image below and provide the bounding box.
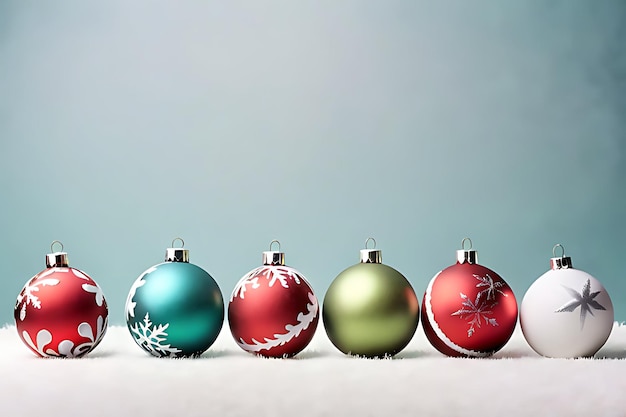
[360,237,382,264]
[550,243,572,270]
[165,237,189,263]
[456,237,477,264]
[46,240,69,268]
[263,240,285,265]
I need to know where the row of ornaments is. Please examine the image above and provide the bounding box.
[15,237,614,359]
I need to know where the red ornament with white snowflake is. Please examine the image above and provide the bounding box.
[228,241,319,358]
[14,241,108,358]
[422,238,518,357]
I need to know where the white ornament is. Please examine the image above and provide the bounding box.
[520,247,614,358]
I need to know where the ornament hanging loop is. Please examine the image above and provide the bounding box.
[47,240,69,268]
[263,240,284,265]
[360,237,382,264]
[51,240,64,253]
[457,237,477,264]
[552,244,565,258]
[550,243,572,270]
[166,237,189,263]
[365,237,377,250]
[269,240,281,252]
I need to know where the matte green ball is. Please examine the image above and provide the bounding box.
[125,262,224,357]
[322,263,419,357]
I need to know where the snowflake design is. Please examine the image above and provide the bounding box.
[129,312,182,357]
[125,267,154,319]
[21,328,53,357]
[82,283,105,307]
[474,273,507,301]
[236,292,318,353]
[22,315,108,358]
[71,269,89,280]
[230,266,304,302]
[231,275,261,302]
[451,292,499,337]
[555,279,607,330]
[16,276,60,321]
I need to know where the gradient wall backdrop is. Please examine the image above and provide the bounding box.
[1,1,624,326]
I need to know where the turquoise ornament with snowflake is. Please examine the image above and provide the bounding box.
[125,238,224,357]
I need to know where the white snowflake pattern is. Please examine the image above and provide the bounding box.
[21,328,53,357]
[129,312,182,357]
[451,292,499,337]
[125,267,154,319]
[82,283,105,307]
[230,275,261,302]
[71,269,89,280]
[474,273,508,301]
[230,266,304,302]
[16,277,60,321]
[21,315,108,358]
[236,292,318,353]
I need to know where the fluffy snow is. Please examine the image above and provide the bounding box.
[3,323,626,417]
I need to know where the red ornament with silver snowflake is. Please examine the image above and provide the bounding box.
[228,241,319,358]
[422,239,518,357]
[14,242,108,358]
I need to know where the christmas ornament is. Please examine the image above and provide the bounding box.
[422,238,518,357]
[228,240,319,358]
[14,241,108,358]
[323,238,419,358]
[520,244,614,358]
[125,238,224,357]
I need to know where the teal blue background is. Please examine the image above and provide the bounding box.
[1,1,624,326]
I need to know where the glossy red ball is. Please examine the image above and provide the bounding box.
[422,262,518,357]
[228,265,319,358]
[14,267,108,357]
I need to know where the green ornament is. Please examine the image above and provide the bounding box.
[322,238,419,357]
[125,238,224,357]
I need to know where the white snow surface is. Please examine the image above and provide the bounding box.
[3,323,626,417]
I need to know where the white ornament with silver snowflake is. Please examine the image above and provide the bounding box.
[129,312,182,357]
[520,268,614,358]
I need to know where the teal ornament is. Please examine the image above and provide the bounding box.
[125,238,224,357]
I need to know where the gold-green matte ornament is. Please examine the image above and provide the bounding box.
[322,239,419,357]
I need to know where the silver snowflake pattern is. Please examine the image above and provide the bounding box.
[16,277,60,321]
[451,292,499,337]
[129,312,182,357]
[230,266,303,302]
[555,279,606,330]
[474,273,507,301]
